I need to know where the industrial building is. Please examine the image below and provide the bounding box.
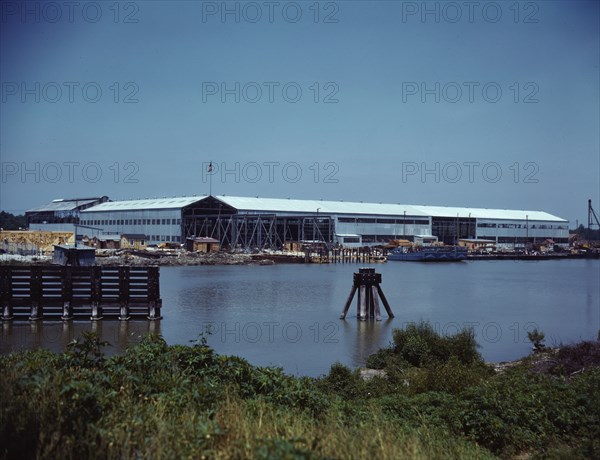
[26,196,109,236]
[27,195,569,249]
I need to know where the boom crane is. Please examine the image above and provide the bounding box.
[589,199,600,232]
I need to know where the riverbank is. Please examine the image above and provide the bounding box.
[2,249,598,267]
[2,323,598,459]
[0,251,301,266]
[467,252,599,261]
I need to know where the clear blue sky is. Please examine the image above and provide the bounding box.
[1,0,598,226]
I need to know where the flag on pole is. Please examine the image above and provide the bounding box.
[208,161,214,196]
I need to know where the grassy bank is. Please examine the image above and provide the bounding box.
[1,325,599,459]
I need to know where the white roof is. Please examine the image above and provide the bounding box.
[81,196,207,212]
[79,194,567,222]
[96,234,121,241]
[215,196,566,222]
[411,205,567,222]
[27,198,101,213]
[214,196,429,217]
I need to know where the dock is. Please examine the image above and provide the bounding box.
[0,265,162,321]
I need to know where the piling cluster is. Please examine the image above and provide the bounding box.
[340,268,394,321]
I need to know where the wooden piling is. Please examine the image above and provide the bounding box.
[61,266,74,320]
[0,266,13,320]
[147,266,162,320]
[118,266,130,320]
[90,266,103,320]
[340,267,394,321]
[340,285,357,319]
[359,285,367,320]
[372,286,381,321]
[29,266,43,321]
[376,284,394,318]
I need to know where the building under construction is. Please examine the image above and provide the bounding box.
[21,194,569,250]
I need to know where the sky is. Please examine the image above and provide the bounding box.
[0,0,598,226]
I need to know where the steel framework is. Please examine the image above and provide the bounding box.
[589,199,600,231]
[183,214,334,250]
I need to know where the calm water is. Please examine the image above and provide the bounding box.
[2,259,599,377]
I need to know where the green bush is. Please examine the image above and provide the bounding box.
[419,357,493,395]
[2,329,598,459]
[527,328,546,351]
[365,347,393,369]
[391,321,483,367]
[317,362,362,399]
[456,367,600,457]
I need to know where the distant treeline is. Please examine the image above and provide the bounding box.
[0,211,27,230]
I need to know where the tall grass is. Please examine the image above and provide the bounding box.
[2,325,599,459]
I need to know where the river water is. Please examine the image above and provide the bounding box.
[2,259,599,377]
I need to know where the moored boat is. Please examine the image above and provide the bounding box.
[387,246,467,262]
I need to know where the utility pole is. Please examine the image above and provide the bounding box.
[74,199,79,248]
[526,215,529,253]
[455,213,459,245]
[468,212,471,239]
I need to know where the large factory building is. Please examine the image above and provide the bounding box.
[27,195,569,249]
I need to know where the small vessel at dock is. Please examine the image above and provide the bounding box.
[387,246,468,262]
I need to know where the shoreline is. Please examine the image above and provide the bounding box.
[1,250,598,266]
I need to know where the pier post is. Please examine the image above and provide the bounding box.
[147,266,162,320]
[0,267,13,321]
[376,285,394,318]
[372,286,381,321]
[61,266,74,321]
[339,285,357,319]
[359,285,367,320]
[118,266,130,320]
[29,266,43,321]
[90,266,103,320]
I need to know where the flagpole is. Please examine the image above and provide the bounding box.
[209,161,213,197]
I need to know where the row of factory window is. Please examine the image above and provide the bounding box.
[81,218,182,226]
[148,235,181,243]
[480,237,569,244]
[477,223,568,230]
[338,217,429,225]
[361,235,413,243]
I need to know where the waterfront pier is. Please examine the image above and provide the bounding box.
[0,265,162,321]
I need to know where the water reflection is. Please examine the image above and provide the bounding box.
[342,318,395,367]
[2,260,599,377]
[0,320,161,356]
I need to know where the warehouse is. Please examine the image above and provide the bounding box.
[178,195,433,249]
[74,195,569,249]
[21,194,570,249]
[78,197,202,245]
[26,196,109,235]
